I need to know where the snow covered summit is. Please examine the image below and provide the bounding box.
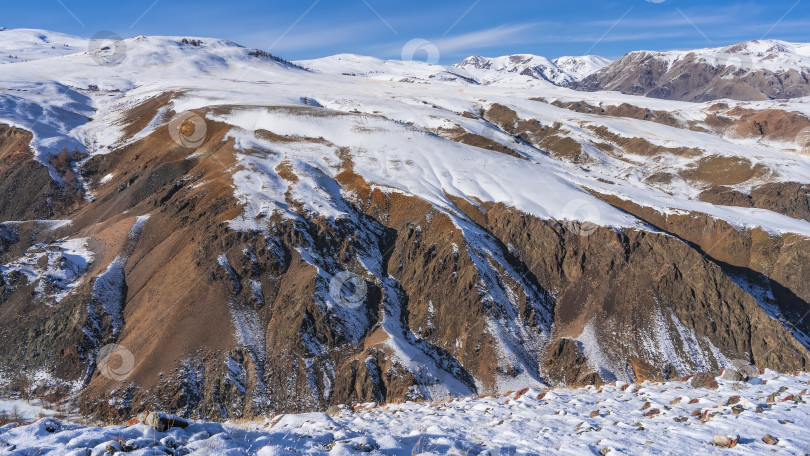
[580,39,810,101]
[552,55,613,80]
[454,53,611,85]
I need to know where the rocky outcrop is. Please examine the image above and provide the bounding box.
[548,100,682,128]
[0,124,55,222]
[597,193,810,348]
[2,103,809,425]
[699,183,810,222]
[137,411,190,431]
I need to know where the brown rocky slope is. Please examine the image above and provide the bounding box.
[1,102,809,424]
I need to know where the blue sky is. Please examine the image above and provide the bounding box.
[3,0,809,62]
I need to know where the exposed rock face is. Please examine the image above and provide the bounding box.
[543,339,600,386]
[1,32,810,425]
[576,41,810,101]
[548,100,682,128]
[597,194,810,352]
[3,109,809,423]
[480,203,810,379]
[0,124,55,222]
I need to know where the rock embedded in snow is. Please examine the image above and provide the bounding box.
[722,368,747,382]
[690,372,721,389]
[0,371,809,454]
[137,411,190,432]
[713,434,740,448]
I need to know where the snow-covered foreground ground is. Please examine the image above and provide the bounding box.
[0,399,59,422]
[1,370,808,455]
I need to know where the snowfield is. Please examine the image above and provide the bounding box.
[0,30,808,240]
[620,39,810,74]
[2,29,810,454]
[0,29,88,64]
[0,370,809,455]
[0,30,809,240]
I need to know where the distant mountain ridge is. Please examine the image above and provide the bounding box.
[553,55,614,80]
[577,39,810,101]
[453,53,612,85]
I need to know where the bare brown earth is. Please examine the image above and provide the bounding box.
[482,104,586,163]
[0,124,58,222]
[434,125,523,159]
[534,98,810,147]
[1,104,809,424]
[545,99,683,128]
[727,108,810,141]
[120,92,177,139]
[680,155,772,186]
[699,182,810,222]
[588,125,704,159]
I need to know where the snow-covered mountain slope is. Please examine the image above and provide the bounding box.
[579,39,810,101]
[2,30,799,237]
[2,370,809,455]
[450,54,611,86]
[1,29,810,421]
[301,52,610,87]
[454,54,574,85]
[0,28,88,64]
[297,53,478,84]
[552,55,613,80]
[0,34,296,160]
[629,39,810,73]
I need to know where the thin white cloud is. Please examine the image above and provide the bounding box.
[370,22,542,59]
[227,3,808,62]
[431,23,539,54]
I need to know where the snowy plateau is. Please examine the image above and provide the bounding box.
[1,27,810,455]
